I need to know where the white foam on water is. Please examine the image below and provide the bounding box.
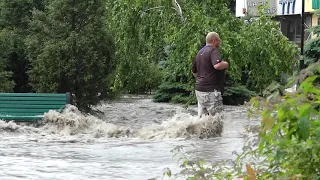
[0,105,225,141]
[0,120,20,131]
[137,112,224,140]
[41,105,131,139]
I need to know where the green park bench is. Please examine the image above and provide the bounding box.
[0,92,71,121]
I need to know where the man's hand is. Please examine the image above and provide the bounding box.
[192,71,197,78]
[214,61,228,70]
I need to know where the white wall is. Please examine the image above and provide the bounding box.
[236,0,246,17]
[236,0,303,17]
[277,0,302,15]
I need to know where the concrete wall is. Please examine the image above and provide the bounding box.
[305,0,315,12]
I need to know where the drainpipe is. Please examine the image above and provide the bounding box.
[300,0,305,70]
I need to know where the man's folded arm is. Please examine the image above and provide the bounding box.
[214,61,228,70]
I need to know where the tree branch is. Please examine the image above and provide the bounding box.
[172,0,185,23]
[143,6,165,12]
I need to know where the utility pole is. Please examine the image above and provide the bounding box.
[300,0,305,70]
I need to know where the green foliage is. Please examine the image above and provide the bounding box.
[162,145,236,180]
[113,57,163,94]
[305,10,320,65]
[107,0,273,98]
[0,0,44,29]
[152,3,298,104]
[152,0,244,104]
[157,0,239,104]
[223,85,256,105]
[0,29,15,92]
[243,62,320,178]
[154,78,256,106]
[26,0,115,111]
[221,74,257,105]
[240,7,298,91]
[153,82,190,102]
[106,0,171,94]
[0,0,44,92]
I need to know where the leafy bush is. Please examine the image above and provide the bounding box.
[0,29,15,92]
[305,10,320,65]
[244,62,320,179]
[0,0,44,92]
[223,85,256,105]
[153,82,191,103]
[162,146,235,180]
[113,58,163,94]
[154,78,256,106]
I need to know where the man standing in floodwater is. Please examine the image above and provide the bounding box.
[192,32,228,118]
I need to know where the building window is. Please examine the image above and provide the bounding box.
[277,14,312,46]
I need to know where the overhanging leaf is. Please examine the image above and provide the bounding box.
[298,104,312,141]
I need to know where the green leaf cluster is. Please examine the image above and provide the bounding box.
[0,29,15,92]
[305,10,320,65]
[106,0,172,94]
[0,0,43,92]
[242,62,320,179]
[26,0,115,110]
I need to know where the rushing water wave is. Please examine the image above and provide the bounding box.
[1,103,225,140]
[0,96,257,180]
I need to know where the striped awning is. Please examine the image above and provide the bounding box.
[313,0,320,9]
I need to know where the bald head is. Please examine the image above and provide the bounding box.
[206,32,220,44]
[206,32,221,48]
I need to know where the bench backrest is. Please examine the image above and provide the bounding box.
[0,93,71,121]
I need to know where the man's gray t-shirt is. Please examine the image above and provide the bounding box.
[192,45,225,93]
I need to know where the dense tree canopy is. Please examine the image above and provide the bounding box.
[26,0,115,110]
[145,2,299,104]
[0,0,299,108]
[0,29,15,92]
[0,0,44,92]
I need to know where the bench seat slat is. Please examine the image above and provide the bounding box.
[0,104,65,109]
[0,116,43,121]
[0,93,66,97]
[0,112,48,116]
[0,97,66,101]
[0,101,66,105]
[0,109,59,113]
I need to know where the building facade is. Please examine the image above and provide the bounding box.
[235,0,320,47]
